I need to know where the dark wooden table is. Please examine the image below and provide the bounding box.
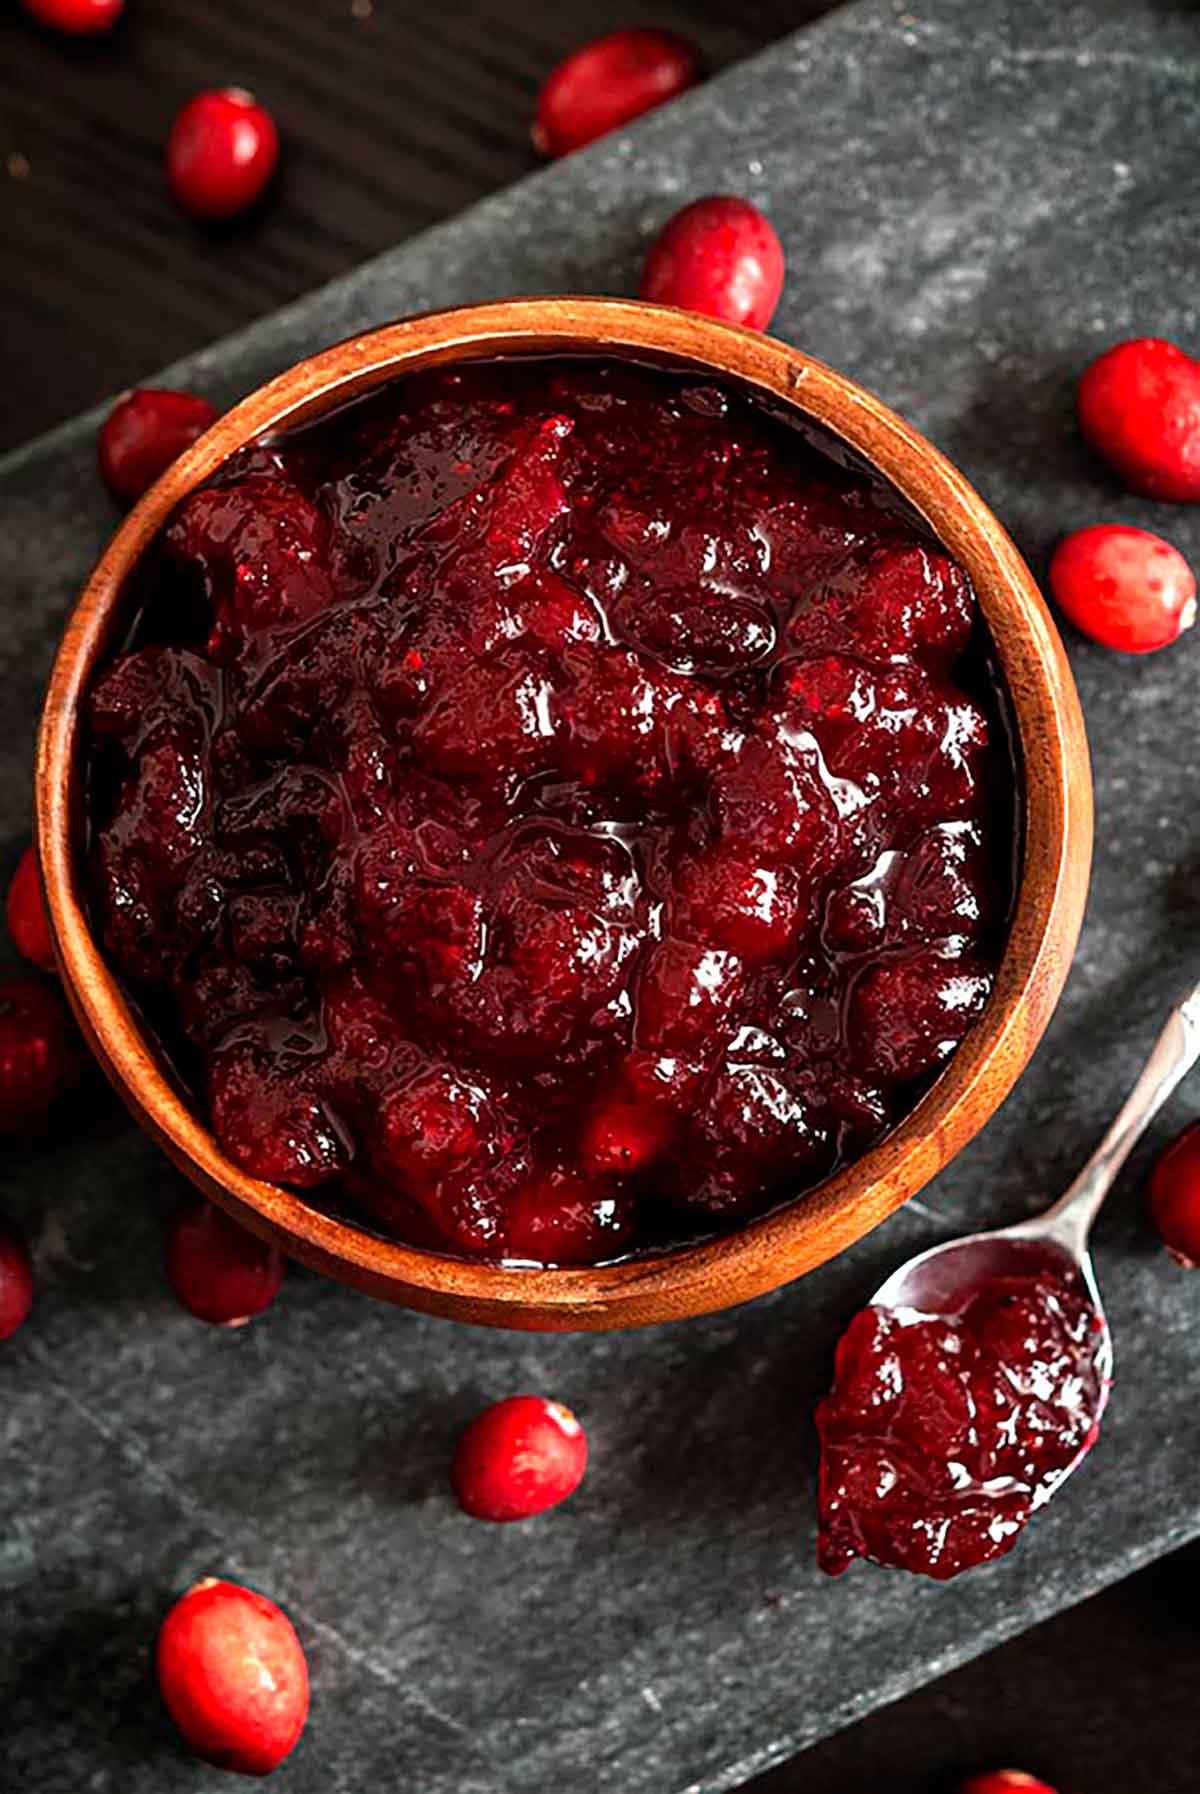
[1,3,1194,1789]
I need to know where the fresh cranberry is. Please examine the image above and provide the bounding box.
[0,979,80,1136]
[531,29,701,157]
[452,1395,587,1521]
[1148,1121,1200,1267]
[156,1578,309,1774]
[817,1268,1104,1579]
[640,196,785,331]
[1078,336,1200,502]
[165,1199,284,1324]
[20,0,122,32]
[0,1215,34,1340]
[6,846,55,973]
[98,388,218,505]
[1049,523,1195,653]
[959,1775,1059,1794]
[167,88,279,221]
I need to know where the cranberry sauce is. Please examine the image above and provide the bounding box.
[84,356,1014,1265]
[815,1267,1106,1580]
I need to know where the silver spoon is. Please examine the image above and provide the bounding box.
[871,979,1200,1500]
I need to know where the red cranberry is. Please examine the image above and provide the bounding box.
[98,389,217,505]
[209,1037,347,1188]
[1078,336,1200,502]
[839,542,975,668]
[580,1091,672,1176]
[0,1215,34,1341]
[452,1395,587,1521]
[6,846,55,973]
[20,0,122,31]
[165,1199,284,1324]
[1049,523,1196,653]
[169,475,332,641]
[640,196,785,331]
[850,949,992,1083]
[531,29,701,158]
[1148,1121,1200,1267]
[678,1064,828,1215]
[506,1170,633,1265]
[156,1578,309,1774]
[709,725,838,869]
[167,88,279,222]
[959,1775,1058,1794]
[673,851,801,961]
[370,1065,491,1189]
[636,939,745,1053]
[0,978,80,1136]
[418,1159,512,1256]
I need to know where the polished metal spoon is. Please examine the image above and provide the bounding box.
[871,979,1200,1498]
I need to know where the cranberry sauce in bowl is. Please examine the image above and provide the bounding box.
[83,356,1016,1267]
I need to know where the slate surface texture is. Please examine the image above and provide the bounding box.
[2,0,1199,1790]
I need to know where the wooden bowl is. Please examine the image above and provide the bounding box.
[36,298,1092,1331]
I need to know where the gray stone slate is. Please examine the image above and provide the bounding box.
[2,0,1199,1788]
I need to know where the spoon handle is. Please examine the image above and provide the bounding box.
[1039,979,1200,1255]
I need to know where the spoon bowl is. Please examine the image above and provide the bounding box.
[866,980,1200,1519]
[872,1226,1113,1501]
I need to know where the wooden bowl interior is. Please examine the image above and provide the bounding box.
[36,299,1092,1330]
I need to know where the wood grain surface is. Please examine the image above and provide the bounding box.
[0,0,829,450]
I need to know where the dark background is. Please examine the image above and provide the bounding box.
[2,4,1197,1790]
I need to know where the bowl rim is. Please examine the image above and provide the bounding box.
[35,296,1092,1331]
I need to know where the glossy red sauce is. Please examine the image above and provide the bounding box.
[85,357,1013,1263]
[816,1266,1106,1579]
